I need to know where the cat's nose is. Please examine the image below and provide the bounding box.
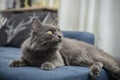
[58,35,61,39]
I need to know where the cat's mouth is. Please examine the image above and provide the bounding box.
[45,37,62,47]
[58,39,62,42]
[52,36,62,43]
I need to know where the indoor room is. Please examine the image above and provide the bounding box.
[0,0,120,80]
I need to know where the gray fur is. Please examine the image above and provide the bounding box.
[9,18,120,80]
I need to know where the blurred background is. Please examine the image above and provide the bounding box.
[0,0,120,58]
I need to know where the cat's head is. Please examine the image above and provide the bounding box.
[31,18,62,48]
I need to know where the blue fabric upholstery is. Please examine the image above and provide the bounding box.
[0,31,109,80]
[62,31,95,45]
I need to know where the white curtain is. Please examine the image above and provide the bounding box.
[59,0,120,57]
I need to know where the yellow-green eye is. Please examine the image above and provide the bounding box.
[47,30,53,35]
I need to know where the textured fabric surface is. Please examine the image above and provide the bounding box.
[0,32,109,80]
[0,28,7,46]
[62,31,94,45]
[0,12,48,47]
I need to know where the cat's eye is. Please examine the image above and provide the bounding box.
[47,30,53,35]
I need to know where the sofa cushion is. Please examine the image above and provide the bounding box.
[0,30,109,80]
[0,12,48,47]
[0,27,7,46]
[62,31,95,45]
[0,48,108,80]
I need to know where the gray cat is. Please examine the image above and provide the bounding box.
[9,18,120,80]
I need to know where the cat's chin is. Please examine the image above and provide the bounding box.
[54,40,62,43]
[46,41,61,49]
[49,42,60,47]
[51,44,61,50]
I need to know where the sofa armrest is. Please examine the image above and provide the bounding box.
[62,31,95,45]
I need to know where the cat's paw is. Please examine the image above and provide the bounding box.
[9,60,25,67]
[89,65,101,79]
[41,62,55,70]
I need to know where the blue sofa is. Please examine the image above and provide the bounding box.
[0,31,109,80]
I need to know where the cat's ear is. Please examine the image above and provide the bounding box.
[51,18,58,27]
[32,18,42,32]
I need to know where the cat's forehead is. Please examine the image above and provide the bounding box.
[43,24,58,30]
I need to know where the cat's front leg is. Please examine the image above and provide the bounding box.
[41,52,64,70]
[9,58,26,67]
[41,59,64,70]
[41,62,56,70]
[89,62,103,79]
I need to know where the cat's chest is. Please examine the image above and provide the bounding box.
[23,49,51,66]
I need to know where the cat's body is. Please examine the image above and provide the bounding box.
[9,18,120,80]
